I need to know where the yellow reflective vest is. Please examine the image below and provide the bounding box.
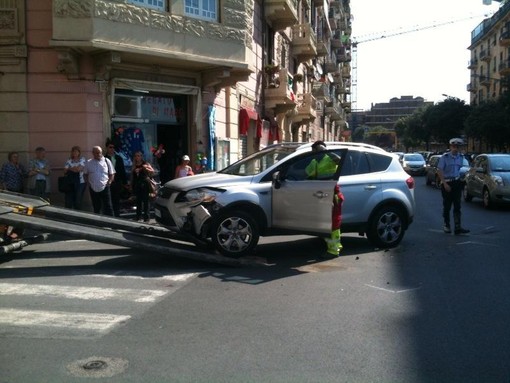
[305,154,338,179]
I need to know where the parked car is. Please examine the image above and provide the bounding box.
[426,154,470,188]
[401,153,426,176]
[464,153,510,209]
[154,142,416,257]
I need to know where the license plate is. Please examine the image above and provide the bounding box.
[155,208,161,218]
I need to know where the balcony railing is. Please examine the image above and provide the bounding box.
[500,30,510,46]
[479,49,491,62]
[294,93,317,123]
[291,24,318,62]
[468,59,478,69]
[265,68,297,114]
[325,100,343,121]
[265,0,299,31]
[499,60,510,75]
[312,82,332,102]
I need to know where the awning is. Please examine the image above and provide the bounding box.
[239,107,259,135]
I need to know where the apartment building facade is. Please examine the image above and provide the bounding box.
[468,1,510,105]
[0,0,352,199]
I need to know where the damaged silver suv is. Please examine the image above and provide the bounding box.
[154,142,416,257]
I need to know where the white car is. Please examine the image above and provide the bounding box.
[402,153,426,176]
[155,142,416,257]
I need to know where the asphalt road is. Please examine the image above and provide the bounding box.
[1,180,509,383]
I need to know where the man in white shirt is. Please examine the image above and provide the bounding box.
[84,146,115,216]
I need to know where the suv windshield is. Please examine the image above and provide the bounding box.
[219,145,299,176]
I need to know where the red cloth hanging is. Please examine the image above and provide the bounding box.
[239,107,259,136]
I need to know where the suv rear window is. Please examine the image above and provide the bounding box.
[340,151,392,175]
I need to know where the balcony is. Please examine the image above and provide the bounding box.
[479,75,492,87]
[312,0,329,6]
[294,93,317,124]
[265,68,297,114]
[51,0,253,81]
[265,0,299,31]
[341,64,351,78]
[316,37,330,57]
[328,9,339,30]
[324,61,339,73]
[468,59,478,69]
[479,49,491,62]
[500,30,510,46]
[325,100,343,121]
[312,82,332,102]
[467,83,476,93]
[331,35,343,49]
[291,24,318,62]
[499,60,510,75]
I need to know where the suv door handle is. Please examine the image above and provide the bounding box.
[364,185,377,190]
[313,191,329,199]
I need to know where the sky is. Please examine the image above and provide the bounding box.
[350,0,503,111]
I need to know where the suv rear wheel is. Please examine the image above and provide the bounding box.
[211,210,260,258]
[366,206,405,248]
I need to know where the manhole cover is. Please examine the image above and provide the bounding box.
[67,356,128,378]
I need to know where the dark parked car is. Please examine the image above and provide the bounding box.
[464,153,510,209]
[426,154,470,188]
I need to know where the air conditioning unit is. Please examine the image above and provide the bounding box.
[113,95,141,118]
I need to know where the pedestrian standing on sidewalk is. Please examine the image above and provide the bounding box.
[83,146,115,216]
[437,137,470,235]
[0,152,28,193]
[131,151,154,222]
[105,140,127,217]
[28,147,50,200]
[63,146,86,210]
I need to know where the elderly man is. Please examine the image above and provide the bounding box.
[84,146,115,216]
[437,138,470,235]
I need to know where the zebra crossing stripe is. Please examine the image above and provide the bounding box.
[0,283,167,303]
[0,308,130,332]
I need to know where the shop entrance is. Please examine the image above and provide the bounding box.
[111,91,189,184]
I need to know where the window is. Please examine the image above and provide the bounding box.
[127,0,165,11]
[185,0,217,22]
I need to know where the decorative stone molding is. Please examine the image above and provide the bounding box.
[54,0,253,44]
[56,48,79,75]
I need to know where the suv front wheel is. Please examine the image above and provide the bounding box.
[211,210,260,258]
[366,206,405,248]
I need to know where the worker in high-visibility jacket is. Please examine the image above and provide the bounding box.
[305,141,344,257]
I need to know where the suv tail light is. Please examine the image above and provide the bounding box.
[406,177,415,189]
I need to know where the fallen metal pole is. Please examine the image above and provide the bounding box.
[0,233,50,255]
[0,212,258,267]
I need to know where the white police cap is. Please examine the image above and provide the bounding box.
[449,137,464,145]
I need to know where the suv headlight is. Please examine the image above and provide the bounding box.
[181,188,224,205]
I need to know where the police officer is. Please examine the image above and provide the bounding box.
[437,138,470,235]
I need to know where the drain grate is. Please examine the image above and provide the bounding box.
[67,356,128,378]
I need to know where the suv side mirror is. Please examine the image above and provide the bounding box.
[272,171,282,189]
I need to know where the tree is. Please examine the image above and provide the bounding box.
[424,97,471,145]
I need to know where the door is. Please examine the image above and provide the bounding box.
[272,149,345,234]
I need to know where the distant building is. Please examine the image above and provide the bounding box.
[349,96,433,131]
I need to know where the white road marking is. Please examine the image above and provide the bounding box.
[88,272,198,281]
[365,284,422,294]
[0,308,130,332]
[0,282,167,303]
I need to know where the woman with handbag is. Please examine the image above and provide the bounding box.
[131,151,154,222]
[63,146,86,210]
